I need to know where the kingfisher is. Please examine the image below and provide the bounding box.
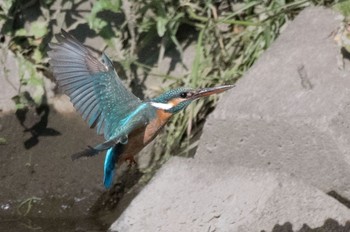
[48,30,234,188]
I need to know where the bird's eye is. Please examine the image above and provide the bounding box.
[180,92,187,98]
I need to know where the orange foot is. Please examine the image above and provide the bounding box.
[124,156,137,168]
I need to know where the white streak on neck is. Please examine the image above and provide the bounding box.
[150,102,174,110]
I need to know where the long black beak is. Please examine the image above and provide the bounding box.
[192,85,234,99]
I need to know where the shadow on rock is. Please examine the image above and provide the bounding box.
[327,190,350,209]
[262,219,350,232]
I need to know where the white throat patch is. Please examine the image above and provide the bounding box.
[150,102,174,110]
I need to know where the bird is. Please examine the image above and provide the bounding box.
[48,30,234,188]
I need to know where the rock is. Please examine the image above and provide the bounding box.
[111,158,350,232]
[197,7,350,200]
[110,6,350,231]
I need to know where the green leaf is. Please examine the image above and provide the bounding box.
[156,17,168,37]
[89,18,108,31]
[1,0,15,13]
[30,21,48,39]
[32,48,43,63]
[190,29,204,86]
[86,0,121,31]
[15,28,27,37]
[334,1,350,17]
[0,137,7,145]
[15,54,45,107]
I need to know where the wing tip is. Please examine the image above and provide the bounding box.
[49,29,85,51]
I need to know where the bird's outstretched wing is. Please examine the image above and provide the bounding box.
[48,30,142,139]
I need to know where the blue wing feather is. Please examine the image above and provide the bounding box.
[49,30,156,188]
[48,30,142,139]
[87,106,100,124]
[81,99,97,120]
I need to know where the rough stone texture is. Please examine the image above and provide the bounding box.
[112,158,350,232]
[110,7,350,232]
[197,7,350,199]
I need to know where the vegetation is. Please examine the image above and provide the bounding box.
[0,0,340,174]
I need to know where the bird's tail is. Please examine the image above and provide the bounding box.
[103,146,118,188]
[103,143,124,188]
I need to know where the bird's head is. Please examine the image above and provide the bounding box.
[150,85,234,114]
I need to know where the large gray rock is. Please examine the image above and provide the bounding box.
[110,7,350,231]
[197,7,350,199]
[111,158,350,232]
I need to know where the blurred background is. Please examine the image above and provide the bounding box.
[0,0,346,231]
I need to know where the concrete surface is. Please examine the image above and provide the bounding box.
[110,7,350,232]
[198,7,350,198]
[111,158,350,232]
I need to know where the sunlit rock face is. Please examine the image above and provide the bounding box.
[110,7,350,232]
